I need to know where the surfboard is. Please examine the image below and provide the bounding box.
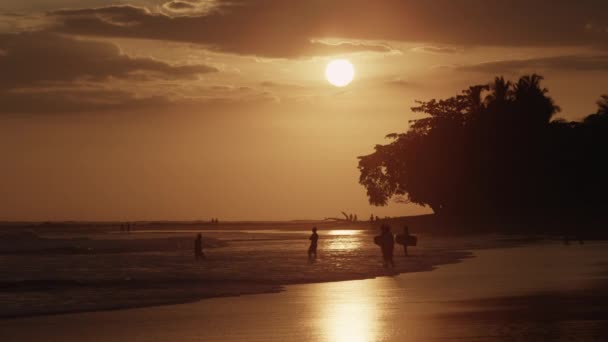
[373,235,382,246]
[396,234,417,246]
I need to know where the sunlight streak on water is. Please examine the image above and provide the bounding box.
[129,229,364,235]
[325,230,363,236]
[324,235,362,251]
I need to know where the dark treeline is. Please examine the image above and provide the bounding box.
[359,75,608,227]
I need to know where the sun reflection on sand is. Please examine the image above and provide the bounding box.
[318,280,379,342]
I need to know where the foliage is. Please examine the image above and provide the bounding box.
[358,74,608,218]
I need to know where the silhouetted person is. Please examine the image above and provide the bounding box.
[379,224,395,268]
[401,225,410,256]
[195,233,205,260]
[308,227,319,261]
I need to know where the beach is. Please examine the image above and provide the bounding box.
[1,241,607,341]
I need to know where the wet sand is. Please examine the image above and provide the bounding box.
[2,242,607,341]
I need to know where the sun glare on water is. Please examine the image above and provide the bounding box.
[325,59,355,87]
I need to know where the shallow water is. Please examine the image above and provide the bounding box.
[128,229,363,236]
[2,242,607,341]
[0,228,471,317]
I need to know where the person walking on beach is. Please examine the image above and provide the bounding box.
[380,224,395,268]
[308,227,319,261]
[194,233,205,260]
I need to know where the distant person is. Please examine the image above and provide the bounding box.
[370,214,374,222]
[194,233,205,260]
[308,227,319,261]
[378,224,395,268]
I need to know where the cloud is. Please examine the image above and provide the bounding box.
[44,1,608,58]
[458,55,608,74]
[385,78,415,88]
[410,46,459,54]
[0,31,217,89]
[45,5,345,57]
[0,83,283,114]
[0,87,172,114]
[161,0,220,15]
[260,81,307,90]
[0,31,220,114]
[47,4,395,58]
[0,31,283,114]
[164,1,197,10]
[309,40,394,55]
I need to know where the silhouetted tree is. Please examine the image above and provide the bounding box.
[596,95,608,115]
[358,75,608,222]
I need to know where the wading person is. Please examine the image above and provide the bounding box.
[308,227,319,261]
[399,225,410,256]
[194,233,205,260]
[380,224,395,268]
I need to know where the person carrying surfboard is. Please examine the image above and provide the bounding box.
[396,225,418,256]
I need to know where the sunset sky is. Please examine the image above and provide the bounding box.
[1,1,607,221]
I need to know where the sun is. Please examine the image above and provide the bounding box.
[325,59,354,87]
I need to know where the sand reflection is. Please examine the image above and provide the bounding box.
[317,280,379,342]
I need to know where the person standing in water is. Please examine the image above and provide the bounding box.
[401,225,410,256]
[308,227,319,261]
[380,224,395,268]
[194,233,205,260]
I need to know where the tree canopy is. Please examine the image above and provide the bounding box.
[358,75,608,219]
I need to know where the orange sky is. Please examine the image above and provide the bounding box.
[1,1,608,221]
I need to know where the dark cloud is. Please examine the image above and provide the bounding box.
[0,32,217,88]
[459,55,608,74]
[164,1,197,11]
[0,31,218,114]
[48,4,394,58]
[45,1,608,58]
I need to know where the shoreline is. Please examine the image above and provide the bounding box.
[0,233,549,320]
[1,249,473,320]
[3,240,607,341]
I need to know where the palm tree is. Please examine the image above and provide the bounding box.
[485,76,512,105]
[597,94,608,115]
[513,74,559,125]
